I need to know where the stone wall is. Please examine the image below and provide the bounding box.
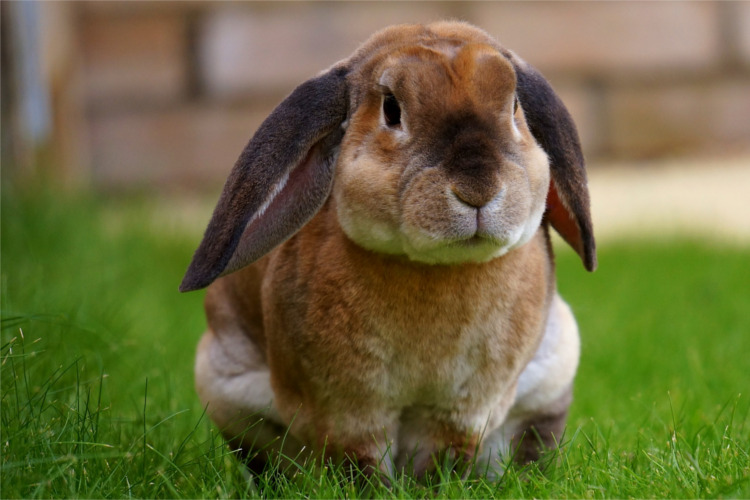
[6,1,750,192]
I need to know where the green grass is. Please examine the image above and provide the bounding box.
[2,182,749,498]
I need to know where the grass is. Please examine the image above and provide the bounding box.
[2,181,749,498]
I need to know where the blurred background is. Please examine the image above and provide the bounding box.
[2,1,750,240]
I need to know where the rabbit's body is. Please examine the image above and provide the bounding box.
[184,21,595,479]
[195,201,577,475]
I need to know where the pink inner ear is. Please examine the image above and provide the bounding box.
[546,182,585,259]
[221,142,336,278]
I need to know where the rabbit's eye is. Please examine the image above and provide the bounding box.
[383,94,401,127]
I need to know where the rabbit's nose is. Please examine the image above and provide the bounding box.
[451,184,499,209]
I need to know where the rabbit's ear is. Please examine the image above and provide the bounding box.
[510,56,597,272]
[180,67,349,292]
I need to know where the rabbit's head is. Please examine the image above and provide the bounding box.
[180,21,595,292]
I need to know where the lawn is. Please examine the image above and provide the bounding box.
[2,182,749,498]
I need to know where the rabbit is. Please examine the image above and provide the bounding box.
[180,20,596,480]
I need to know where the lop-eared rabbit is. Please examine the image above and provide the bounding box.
[181,21,596,480]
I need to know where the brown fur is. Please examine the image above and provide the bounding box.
[185,21,595,478]
[209,201,554,469]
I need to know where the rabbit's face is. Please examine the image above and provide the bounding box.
[334,41,551,265]
[180,20,594,293]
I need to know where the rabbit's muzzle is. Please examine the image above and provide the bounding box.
[394,133,546,265]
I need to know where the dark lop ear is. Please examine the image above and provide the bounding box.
[180,66,350,292]
[509,54,597,272]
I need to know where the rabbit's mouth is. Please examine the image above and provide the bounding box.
[396,196,548,265]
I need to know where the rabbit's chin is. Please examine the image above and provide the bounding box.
[337,205,546,265]
[404,237,512,265]
[399,225,536,265]
[337,213,542,265]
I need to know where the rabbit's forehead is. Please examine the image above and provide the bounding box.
[375,42,516,105]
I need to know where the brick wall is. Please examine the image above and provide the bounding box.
[16,1,750,191]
